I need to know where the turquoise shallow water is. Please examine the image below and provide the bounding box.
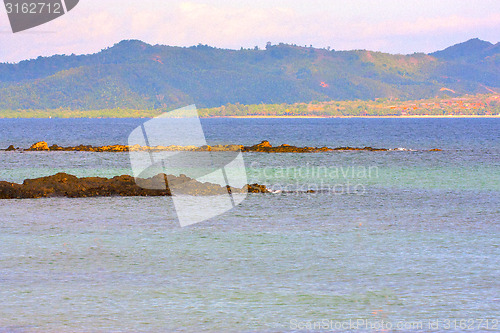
[1,150,498,191]
[1,192,499,332]
[0,118,499,332]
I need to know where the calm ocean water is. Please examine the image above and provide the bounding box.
[0,118,499,332]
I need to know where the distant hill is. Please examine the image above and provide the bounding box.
[430,38,500,61]
[0,38,498,110]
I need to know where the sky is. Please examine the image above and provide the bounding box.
[0,0,499,62]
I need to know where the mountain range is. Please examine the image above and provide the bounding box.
[0,38,498,110]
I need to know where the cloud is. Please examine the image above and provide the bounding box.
[359,13,500,37]
[0,1,499,62]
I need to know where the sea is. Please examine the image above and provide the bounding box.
[0,118,499,332]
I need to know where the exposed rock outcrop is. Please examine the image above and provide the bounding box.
[28,141,49,151]
[0,173,270,199]
[245,183,271,193]
[242,141,389,152]
[4,141,441,153]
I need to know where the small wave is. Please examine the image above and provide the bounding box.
[390,147,417,151]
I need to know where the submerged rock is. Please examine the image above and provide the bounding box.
[333,146,388,151]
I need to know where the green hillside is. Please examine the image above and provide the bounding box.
[0,38,498,111]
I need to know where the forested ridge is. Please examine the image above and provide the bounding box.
[0,38,498,114]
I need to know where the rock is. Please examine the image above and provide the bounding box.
[429,148,442,151]
[98,145,129,152]
[245,183,271,193]
[256,140,272,148]
[333,146,388,151]
[73,144,94,151]
[0,173,271,199]
[244,140,273,151]
[0,181,23,199]
[5,145,16,151]
[28,141,49,151]
[211,144,243,151]
[11,141,430,154]
[243,141,329,153]
[195,145,212,151]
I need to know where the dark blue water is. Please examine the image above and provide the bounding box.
[1,118,499,151]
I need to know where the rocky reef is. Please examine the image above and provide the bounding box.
[0,173,270,199]
[241,141,390,152]
[2,141,442,153]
